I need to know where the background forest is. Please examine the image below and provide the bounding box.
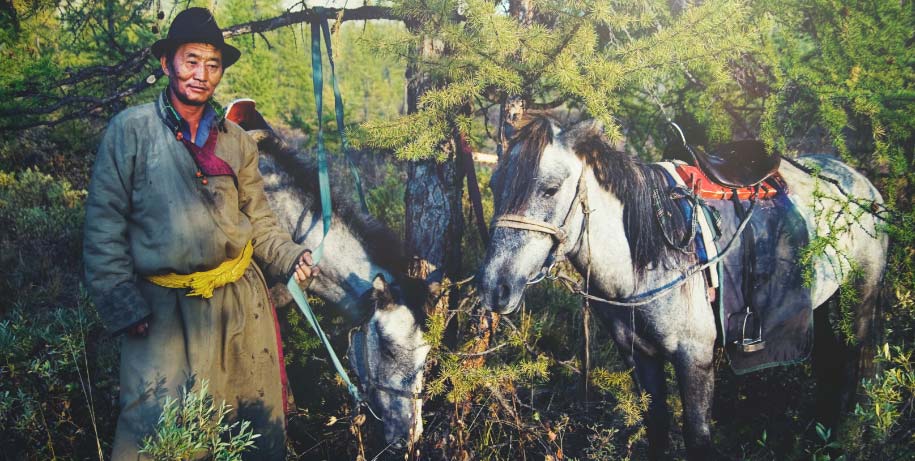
[0,0,913,460]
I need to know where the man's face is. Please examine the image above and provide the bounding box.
[161,42,224,107]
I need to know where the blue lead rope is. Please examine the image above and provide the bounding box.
[318,16,369,213]
[286,278,361,402]
[285,8,365,405]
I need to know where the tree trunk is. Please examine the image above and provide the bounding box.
[403,34,464,278]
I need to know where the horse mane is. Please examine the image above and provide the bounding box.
[506,113,690,275]
[256,133,409,276]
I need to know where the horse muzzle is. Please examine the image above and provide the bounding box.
[480,272,526,315]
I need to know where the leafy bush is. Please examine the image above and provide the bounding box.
[845,345,915,458]
[0,168,85,311]
[0,293,118,459]
[139,380,260,461]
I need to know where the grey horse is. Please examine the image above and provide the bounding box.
[478,113,888,460]
[226,100,432,446]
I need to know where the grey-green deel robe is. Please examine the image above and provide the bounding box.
[83,95,306,460]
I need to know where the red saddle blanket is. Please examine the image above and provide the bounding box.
[675,164,785,201]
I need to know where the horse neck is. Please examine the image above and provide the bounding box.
[566,171,672,299]
[257,150,394,317]
[297,212,396,316]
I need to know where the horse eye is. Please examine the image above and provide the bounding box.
[543,186,560,197]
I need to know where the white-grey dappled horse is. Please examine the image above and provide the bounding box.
[226,100,432,446]
[478,113,888,460]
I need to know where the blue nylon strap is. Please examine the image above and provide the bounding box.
[284,9,361,405]
[319,19,369,213]
[287,278,361,401]
[311,18,333,261]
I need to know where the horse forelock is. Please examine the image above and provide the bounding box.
[501,111,558,213]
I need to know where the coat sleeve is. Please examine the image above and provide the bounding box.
[83,116,151,336]
[236,131,310,282]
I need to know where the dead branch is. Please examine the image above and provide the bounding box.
[222,5,396,39]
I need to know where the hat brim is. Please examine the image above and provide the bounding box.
[151,38,241,68]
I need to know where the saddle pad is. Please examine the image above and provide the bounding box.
[657,161,719,289]
[658,160,815,373]
[675,164,783,201]
[709,185,814,374]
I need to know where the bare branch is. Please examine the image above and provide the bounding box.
[222,6,397,39]
[529,97,568,110]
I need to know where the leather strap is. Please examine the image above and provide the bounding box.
[493,215,566,241]
[492,170,589,269]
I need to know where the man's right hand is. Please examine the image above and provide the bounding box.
[127,320,149,337]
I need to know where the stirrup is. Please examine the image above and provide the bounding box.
[728,306,766,353]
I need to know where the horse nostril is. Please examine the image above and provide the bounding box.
[495,282,511,309]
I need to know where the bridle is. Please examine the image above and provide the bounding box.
[348,312,424,402]
[492,167,592,284]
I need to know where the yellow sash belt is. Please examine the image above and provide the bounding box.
[146,241,254,298]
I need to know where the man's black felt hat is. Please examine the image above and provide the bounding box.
[151,7,241,68]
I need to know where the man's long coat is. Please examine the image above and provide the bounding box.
[84,93,305,460]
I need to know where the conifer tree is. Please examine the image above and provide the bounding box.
[355,0,756,160]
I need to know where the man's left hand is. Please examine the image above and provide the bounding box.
[294,250,319,283]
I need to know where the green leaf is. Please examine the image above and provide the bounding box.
[815,422,827,442]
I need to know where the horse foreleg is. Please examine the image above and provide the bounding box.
[632,352,670,460]
[673,346,717,461]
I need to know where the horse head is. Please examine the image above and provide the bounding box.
[481,114,606,314]
[348,274,433,446]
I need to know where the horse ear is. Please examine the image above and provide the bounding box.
[372,273,388,292]
[426,281,442,298]
[422,269,444,297]
[371,273,395,309]
[580,118,605,135]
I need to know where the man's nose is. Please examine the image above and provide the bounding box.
[193,66,208,80]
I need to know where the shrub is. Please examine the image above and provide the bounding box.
[139,380,260,461]
[0,168,85,312]
[0,292,118,459]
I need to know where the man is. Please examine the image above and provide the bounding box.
[83,8,315,459]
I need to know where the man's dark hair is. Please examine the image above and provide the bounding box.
[165,48,177,66]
